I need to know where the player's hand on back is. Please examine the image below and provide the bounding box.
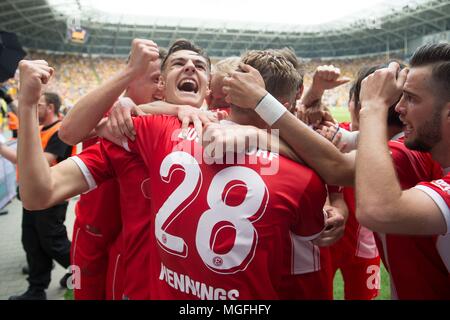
[106,97,142,141]
[202,123,260,160]
[18,60,54,107]
[177,106,220,139]
[312,205,346,247]
[222,63,267,109]
[316,122,349,153]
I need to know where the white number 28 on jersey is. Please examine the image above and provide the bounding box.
[155,151,268,274]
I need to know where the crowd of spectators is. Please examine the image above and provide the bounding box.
[4,51,406,111]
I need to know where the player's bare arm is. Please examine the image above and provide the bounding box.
[105,99,221,143]
[59,39,159,145]
[297,65,349,126]
[17,60,90,210]
[223,63,355,186]
[201,122,302,163]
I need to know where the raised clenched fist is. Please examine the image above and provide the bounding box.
[311,65,351,92]
[360,62,408,112]
[126,39,160,79]
[18,60,54,107]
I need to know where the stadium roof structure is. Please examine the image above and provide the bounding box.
[0,0,449,58]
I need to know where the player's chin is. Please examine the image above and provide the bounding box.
[175,92,202,107]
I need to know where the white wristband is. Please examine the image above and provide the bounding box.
[254,93,286,126]
[339,128,359,152]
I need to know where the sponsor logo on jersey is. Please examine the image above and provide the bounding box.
[431,179,450,195]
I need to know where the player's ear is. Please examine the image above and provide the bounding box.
[296,84,304,101]
[205,74,211,97]
[158,75,165,92]
[205,79,211,98]
[205,92,212,108]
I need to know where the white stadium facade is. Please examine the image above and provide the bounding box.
[0,0,449,59]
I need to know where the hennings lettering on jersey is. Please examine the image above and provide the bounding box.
[159,262,239,300]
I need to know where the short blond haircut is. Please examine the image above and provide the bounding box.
[268,47,304,87]
[241,50,301,106]
[212,57,241,77]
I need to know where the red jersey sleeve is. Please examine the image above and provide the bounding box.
[389,140,442,189]
[415,172,450,235]
[292,172,327,240]
[339,122,352,131]
[70,142,115,191]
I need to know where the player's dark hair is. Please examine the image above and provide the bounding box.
[353,62,406,128]
[161,39,210,73]
[410,42,450,102]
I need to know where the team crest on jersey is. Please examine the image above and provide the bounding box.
[431,179,450,194]
[213,256,223,267]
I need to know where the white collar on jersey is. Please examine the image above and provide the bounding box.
[390,131,405,141]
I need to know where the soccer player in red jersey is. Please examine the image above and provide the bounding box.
[318,63,446,299]
[356,44,450,299]
[59,40,164,300]
[295,64,380,300]
[13,40,232,300]
[120,45,327,300]
[221,43,450,299]
[16,42,329,299]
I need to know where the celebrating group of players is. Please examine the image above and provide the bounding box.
[14,38,450,300]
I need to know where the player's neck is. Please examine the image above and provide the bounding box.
[430,140,450,169]
[229,108,268,129]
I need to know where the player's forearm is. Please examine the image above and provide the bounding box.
[263,130,303,164]
[0,144,17,164]
[273,111,355,186]
[17,104,55,209]
[355,106,403,228]
[137,101,179,115]
[60,68,136,145]
[300,86,324,108]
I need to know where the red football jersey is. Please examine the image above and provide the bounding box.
[73,140,122,243]
[325,121,380,300]
[415,171,450,227]
[374,138,449,299]
[71,139,122,300]
[126,115,327,300]
[72,140,153,299]
[329,122,379,262]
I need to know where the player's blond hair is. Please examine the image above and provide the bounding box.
[241,50,301,107]
[212,57,241,77]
